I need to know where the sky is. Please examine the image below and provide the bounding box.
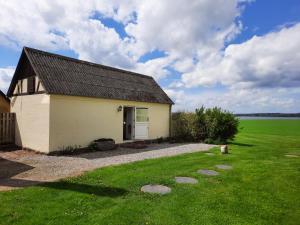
[0,0,300,113]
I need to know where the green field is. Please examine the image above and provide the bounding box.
[1,120,300,225]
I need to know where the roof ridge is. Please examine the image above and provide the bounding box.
[23,46,153,80]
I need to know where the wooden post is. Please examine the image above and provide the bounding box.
[0,112,15,145]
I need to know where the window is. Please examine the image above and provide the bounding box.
[27,76,35,94]
[136,108,148,122]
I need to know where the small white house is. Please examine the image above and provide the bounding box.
[7,47,174,153]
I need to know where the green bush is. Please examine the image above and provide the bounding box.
[172,107,239,144]
[194,106,206,141]
[203,107,239,143]
[171,112,197,141]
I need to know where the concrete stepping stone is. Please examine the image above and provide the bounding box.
[215,164,233,170]
[197,169,219,176]
[205,152,215,156]
[175,177,198,184]
[285,154,299,158]
[141,184,171,195]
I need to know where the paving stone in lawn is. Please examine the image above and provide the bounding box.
[205,153,215,156]
[215,164,233,170]
[141,184,171,195]
[285,154,299,158]
[197,169,219,176]
[175,177,198,184]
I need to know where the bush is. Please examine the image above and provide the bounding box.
[171,112,197,141]
[194,106,206,141]
[172,107,239,144]
[202,107,239,143]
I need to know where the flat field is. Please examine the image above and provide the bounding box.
[0,120,299,225]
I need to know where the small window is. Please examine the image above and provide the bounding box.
[27,76,35,94]
[136,108,148,122]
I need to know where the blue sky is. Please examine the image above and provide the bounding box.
[0,0,300,113]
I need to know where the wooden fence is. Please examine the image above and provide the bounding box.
[0,113,15,145]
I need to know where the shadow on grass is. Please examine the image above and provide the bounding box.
[228,142,254,147]
[38,181,128,197]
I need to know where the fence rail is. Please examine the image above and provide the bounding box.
[0,113,15,145]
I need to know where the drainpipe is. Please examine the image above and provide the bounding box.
[169,104,172,137]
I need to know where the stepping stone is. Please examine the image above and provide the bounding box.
[197,169,219,176]
[215,164,233,170]
[205,153,215,156]
[175,177,198,184]
[285,154,299,158]
[141,184,171,195]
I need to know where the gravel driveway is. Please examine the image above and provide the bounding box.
[0,143,215,191]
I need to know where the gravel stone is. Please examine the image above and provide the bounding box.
[197,169,219,176]
[141,184,171,195]
[175,177,198,184]
[0,143,215,191]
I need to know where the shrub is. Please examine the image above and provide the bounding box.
[171,107,239,144]
[202,107,239,143]
[194,106,206,141]
[171,112,197,141]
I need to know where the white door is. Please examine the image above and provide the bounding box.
[135,108,149,139]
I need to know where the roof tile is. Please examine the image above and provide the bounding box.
[23,47,173,104]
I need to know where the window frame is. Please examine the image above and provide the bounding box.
[135,107,149,122]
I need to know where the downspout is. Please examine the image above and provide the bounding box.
[169,104,172,137]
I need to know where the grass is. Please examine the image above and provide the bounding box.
[1,120,300,225]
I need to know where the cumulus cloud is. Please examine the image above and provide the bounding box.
[125,0,244,58]
[134,56,175,79]
[182,23,300,89]
[0,67,15,93]
[0,0,134,68]
[67,19,133,68]
[0,0,246,68]
[0,1,69,50]
[0,0,299,112]
[168,88,300,113]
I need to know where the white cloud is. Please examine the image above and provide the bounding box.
[169,88,300,113]
[125,0,244,58]
[0,0,134,67]
[67,19,133,68]
[134,56,174,79]
[164,89,186,106]
[168,80,184,89]
[0,0,247,67]
[173,58,195,73]
[0,0,69,50]
[0,67,15,93]
[0,0,299,113]
[182,23,300,89]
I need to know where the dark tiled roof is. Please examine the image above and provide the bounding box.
[11,47,173,104]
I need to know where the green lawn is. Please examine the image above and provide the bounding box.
[1,120,300,225]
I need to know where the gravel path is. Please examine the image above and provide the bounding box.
[0,143,215,191]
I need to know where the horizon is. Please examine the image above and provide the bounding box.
[0,0,300,113]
